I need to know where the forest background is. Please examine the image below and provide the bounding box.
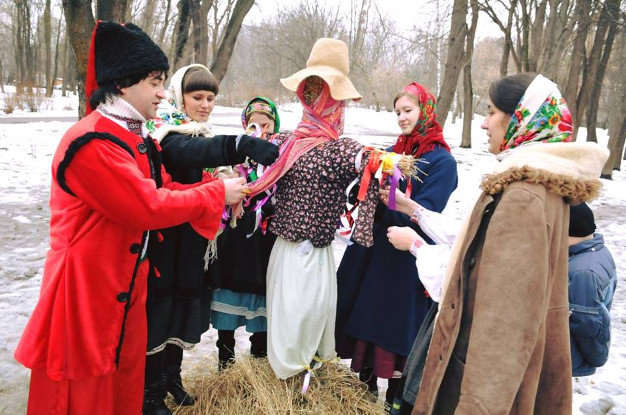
[0,0,624,177]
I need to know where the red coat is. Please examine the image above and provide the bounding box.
[14,111,225,381]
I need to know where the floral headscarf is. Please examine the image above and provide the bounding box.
[500,74,572,153]
[393,82,450,158]
[241,96,281,133]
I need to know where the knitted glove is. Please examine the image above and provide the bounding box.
[236,135,279,165]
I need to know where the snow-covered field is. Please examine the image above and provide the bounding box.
[0,98,624,414]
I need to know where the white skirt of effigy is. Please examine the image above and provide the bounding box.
[266,237,337,379]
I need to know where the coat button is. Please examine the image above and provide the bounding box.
[129,243,142,254]
[451,303,455,309]
[137,143,148,154]
[439,355,443,361]
[117,292,129,302]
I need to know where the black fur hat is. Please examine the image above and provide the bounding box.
[94,21,169,85]
[85,21,169,113]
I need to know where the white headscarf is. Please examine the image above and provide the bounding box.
[147,64,214,142]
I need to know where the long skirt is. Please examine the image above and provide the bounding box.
[210,288,267,332]
[267,237,337,379]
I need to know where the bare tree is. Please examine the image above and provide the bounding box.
[51,13,64,96]
[437,0,468,126]
[62,0,95,117]
[574,0,619,140]
[158,0,173,45]
[529,0,548,72]
[563,0,592,123]
[44,0,53,96]
[461,0,478,148]
[601,28,626,178]
[480,0,520,76]
[97,0,129,21]
[172,0,192,70]
[190,0,212,66]
[209,0,254,81]
[586,0,621,143]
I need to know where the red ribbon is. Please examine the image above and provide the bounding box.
[357,149,381,202]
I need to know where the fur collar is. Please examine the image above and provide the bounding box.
[481,142,609,202]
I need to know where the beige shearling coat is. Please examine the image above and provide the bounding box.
[412,142,608,415]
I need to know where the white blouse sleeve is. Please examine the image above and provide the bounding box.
[410,206,458,303]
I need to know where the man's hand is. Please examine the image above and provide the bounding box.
[223,177,248,205]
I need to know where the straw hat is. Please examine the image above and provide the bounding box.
[280,38,362,101]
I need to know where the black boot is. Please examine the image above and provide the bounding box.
[144,352,171,415]
[250,331,267,358]
[217,330,236,370]
[163,344,196,406]
[164,372,196,406]
[386,377,402,408]
[359,367,378,395]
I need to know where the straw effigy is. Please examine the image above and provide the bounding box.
[171,357,386,415]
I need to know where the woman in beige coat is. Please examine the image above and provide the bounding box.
[385,73,608,414]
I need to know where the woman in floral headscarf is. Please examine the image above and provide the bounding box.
[335,82,458,405]
[206,96,281,370]
[383,73,608,415]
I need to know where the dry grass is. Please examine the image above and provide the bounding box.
[171,357,385,415]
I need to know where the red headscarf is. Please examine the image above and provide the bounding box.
[392,82,450,157]
[247,78,345,198]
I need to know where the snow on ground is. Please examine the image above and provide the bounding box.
[0,101,624,414]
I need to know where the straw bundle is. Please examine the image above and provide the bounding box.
[171,357,385,415]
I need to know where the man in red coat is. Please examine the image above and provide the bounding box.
[14,21,247,414]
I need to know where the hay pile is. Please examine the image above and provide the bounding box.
[171,357,385,414]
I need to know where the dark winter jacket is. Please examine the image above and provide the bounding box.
[568,233,617,377]
[146,133,248,351]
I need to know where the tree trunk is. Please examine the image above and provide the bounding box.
[573,0,614,140]
[158,0,173,46]
[139,0,157,37]
[601,29,626,177]
[538,0,560,74]
[97,0,128,22]
[563,0,592,124]
[190,0,211,66]
[172,0,192,71]
[519,0,530,72]
[51,14,64,96]
[62,29,69,96]
[62,0,96,118]
[529,0,547,72]
[209,0,254,82]
[500,38,511,76]
[44,0,53,96]
[436,0,468,127]
[461,0,478,148]
[587,2,620,143]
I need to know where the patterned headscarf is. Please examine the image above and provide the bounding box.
[393,82,450,158]
[241,96,281,133]
[145,64,213,142]
[247,77,345,198]
[500,74,572,153]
